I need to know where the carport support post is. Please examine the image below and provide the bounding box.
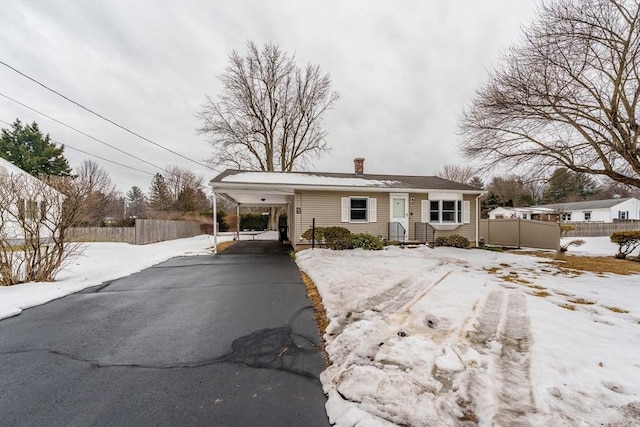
[213,191,218,255]
[236,204,240,241]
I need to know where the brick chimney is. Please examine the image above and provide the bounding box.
[354,157,365,175]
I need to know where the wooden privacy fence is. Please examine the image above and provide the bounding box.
[563,220,640,237]
[67,219,203,245]
[479,219,560,250]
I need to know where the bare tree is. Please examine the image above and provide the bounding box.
[197,41,339,172]
[164,165,208,213]
[460,0,640,188]
[197,41,340,229]
[436,164,476,184]
[74,160,122,225]
[0,172,82,285]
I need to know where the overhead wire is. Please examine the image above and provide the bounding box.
[0,118,155,176]
[0,60,218,172]
[0,93,173,174]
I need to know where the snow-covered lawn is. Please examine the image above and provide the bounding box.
[0,234,229,320]
[560,235,629,257]
[296,239,640,426]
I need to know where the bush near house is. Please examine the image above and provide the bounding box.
[302,226,352,250]
[302,226,326,244]
[351,233,384,250]
[323,227,352,250]
[610,230,640,260]
[436,234,471,249]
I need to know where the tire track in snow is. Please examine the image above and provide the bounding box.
[494,291,536,426]
[463,290,536,426]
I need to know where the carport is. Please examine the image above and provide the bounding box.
[211,172,295,254]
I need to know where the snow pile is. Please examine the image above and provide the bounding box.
[296,245,640,426]
[0,234,223,320]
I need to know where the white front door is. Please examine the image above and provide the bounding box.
[389,193,409,240]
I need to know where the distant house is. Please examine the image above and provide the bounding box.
[0,157,65,244]
[488,206,554,221]
[531,197,640,223]
[489,197,640,223]
[210,158,486,249]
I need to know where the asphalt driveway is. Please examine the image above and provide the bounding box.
[0,245,329,426]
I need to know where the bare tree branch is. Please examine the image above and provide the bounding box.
[460,0,640,188]
[196,41,339,172]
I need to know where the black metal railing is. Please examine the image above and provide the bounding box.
[415,222,436,246]
[388,222,406,244]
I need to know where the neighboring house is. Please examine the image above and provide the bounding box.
[0,157,65,243]
[488,206,555,220]
[531,197,640,223]
[210,158,485,249]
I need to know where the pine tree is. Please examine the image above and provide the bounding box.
[468,176,485,190]
[126,186,146,217]
[148,173,172,211]
[0,119,71,176]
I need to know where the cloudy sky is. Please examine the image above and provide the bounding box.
[0,0,538,194]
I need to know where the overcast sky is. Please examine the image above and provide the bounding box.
[0,0,538,194]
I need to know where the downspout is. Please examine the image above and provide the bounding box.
[475,194,482,247]
[212,190,218,255]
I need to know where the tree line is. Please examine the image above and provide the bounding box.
[0,119,212,227]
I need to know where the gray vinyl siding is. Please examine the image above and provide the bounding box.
[292,191,478,247]
[409,193,477,244]
[293,190,390,244]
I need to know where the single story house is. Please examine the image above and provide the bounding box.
[210,158,485,250]
[531,197,640,223]
[0,157,65,244]
[488,206,555,220]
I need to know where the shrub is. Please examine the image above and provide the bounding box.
[610,230,640,260]
[323,227,352,250]
[560,224,575,237]
[435,234,471,249]
[351,233,384,250]
[240,213,268,230]
[302,227,326,244]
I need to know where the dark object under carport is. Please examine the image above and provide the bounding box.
[278,225,289,242]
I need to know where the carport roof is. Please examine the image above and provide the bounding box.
[210,169,483,206]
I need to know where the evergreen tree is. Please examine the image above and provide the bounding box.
[126,186,146,217]
[543,168,599,203]
[468,176,484,190]
[148,173,172,211]
[0,119,71,176]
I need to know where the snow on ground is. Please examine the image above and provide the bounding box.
[561,236,629,257]
[0,233,238,321]
[296,242,640,426]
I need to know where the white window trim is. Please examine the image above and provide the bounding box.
[421,197,469,230]
[341,196,377,223]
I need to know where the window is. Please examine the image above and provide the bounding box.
[618,211,629,219]
[350,197,368,222]
[561,213,572,221]
[428,200,464,223]
[583,211,591,221]
[522,214,528,219]
[341,197,377,223]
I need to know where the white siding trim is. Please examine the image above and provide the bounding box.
[463,200,471,224]
[341,197,349,222]
[421,200,430,223]
[369,198,377,223]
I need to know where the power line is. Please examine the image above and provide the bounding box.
[1,93,171,174]
[0,60,217,172]
[0,118,155,176]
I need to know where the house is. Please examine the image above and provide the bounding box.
[531,197,640,223]
[488,206,555,220]
[0,157,65,244]
[210,158,485,250]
